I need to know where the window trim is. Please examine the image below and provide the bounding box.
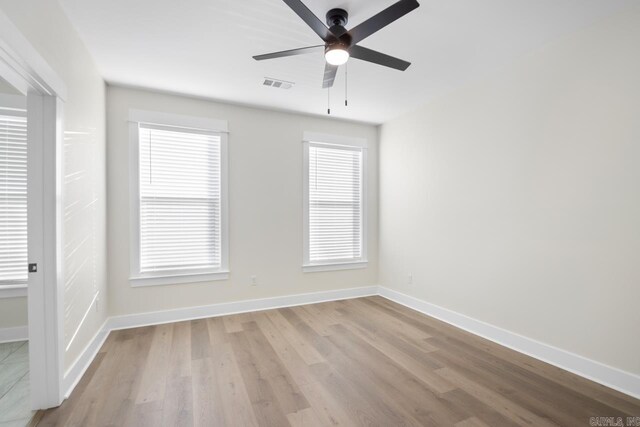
[0,284,27,299]
[128,110,229,287]
[302,132,368,273]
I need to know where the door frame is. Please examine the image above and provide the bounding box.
[0,10,68,409]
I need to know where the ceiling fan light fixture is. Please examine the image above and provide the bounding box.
[252,0,419,88]
[325,45,350,66]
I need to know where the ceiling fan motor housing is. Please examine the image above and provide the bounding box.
[326,8,352,48]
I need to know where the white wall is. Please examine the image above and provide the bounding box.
[379,5,640,376]
[0,0,107,371]
[0,299,27,329]
[107,86,378,316]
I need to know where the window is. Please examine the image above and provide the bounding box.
[0,98,27,291]
[129,111,228,286]
[303,132,367,272]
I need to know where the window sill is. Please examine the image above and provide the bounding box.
[0,285,27,299]
[302,261,368,273]
[130,271,229,288]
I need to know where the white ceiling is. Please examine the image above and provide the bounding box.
[59,0,633,124]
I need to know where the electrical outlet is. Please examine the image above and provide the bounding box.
[251,275,258,286]
[407,273,413,285]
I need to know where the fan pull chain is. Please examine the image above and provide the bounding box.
[345,63,348,107]
[327,86,331,115]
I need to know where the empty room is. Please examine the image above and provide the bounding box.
[0,0,638,426]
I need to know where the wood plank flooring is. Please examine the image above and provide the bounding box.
[37,297,640,426]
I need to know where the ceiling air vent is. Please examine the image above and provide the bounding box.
[263,77,294,90]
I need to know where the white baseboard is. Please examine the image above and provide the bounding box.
[62,320,109,398]
[0,325,28,344]
[378,286,640,400]
[107,286,378,331]
[63,286,378,398]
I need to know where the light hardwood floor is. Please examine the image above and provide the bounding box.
[37,296,639,426]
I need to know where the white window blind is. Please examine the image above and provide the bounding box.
[138,124,222,274]
[307,142,364,264]
[0,108,27,286]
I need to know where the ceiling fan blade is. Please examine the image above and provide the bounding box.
[348,0,419,45]
[350,45,411,71]
[253,45,324,61]
[322,63,338,88]
[282,0,334,42]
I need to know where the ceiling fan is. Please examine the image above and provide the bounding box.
[253,0,420,89]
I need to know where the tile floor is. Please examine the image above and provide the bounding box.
[0,342,33,427]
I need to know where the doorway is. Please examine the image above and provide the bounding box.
[0,76,32,426]
[0,9,68,417]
